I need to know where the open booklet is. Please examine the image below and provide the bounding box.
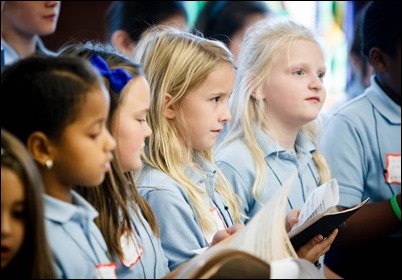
[288,178,369,250]
[164,174,325,279]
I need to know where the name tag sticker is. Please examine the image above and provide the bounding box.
[96,262,117,279]
[385,153,401,184]
[120,230,144,268]
[203,207,227,244]
[210,207,227,231]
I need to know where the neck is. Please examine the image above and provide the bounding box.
[42,171,73,203]
[2,28,37,58]
[262,121,298,150]
[375,76,401,106]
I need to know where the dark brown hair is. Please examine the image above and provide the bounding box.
[1,128,57,278]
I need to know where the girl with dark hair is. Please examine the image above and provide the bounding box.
[194,1,274,61]
[1,128,57,279]
[59,42,170,279]
[1,56,117,278]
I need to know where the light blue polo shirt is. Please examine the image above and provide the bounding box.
[320,76,400,237]
[216,126,320,220]
[44,191,113,279]
[116,206,169,279]
[1,37,55,66]
[137,153,235,271]
[215,126,326,270]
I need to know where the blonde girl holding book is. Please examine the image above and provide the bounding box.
[133,26,335,273]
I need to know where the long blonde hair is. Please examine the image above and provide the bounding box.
[218,19,331,202]
[134,27,242,233]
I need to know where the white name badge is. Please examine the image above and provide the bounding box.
[96,262,117,279]
[120,230,144,268]
[204,207,227,244]
[385,154,401,184]
[210,207,227,231]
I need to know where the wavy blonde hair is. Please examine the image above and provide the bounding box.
[134,27,242,233]
[218,19,331,202]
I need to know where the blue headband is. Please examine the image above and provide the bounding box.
[90,54,133,93]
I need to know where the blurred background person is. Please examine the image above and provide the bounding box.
[107,1,188,57]
[193,1,274,62]
[1,1,60,66]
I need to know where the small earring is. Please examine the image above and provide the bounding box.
[45,159,53,169]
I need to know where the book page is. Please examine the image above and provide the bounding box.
[291,178,339,230]
[225,174,298,264]
[164,173,327,279]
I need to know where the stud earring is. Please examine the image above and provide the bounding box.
[45,159,53,169]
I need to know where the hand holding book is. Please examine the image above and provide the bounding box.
[288,179,369,250]
[164,174,326,279]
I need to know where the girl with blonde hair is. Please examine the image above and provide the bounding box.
[133,27,243,270]
[134,26,335,275]
[215,18,338,275]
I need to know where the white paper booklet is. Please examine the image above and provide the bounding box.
[292,178,339,229]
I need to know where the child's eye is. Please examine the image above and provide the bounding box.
[12,208,26,220]
[137,119,147,123]
[318,72,325,79]
[211,96,220,102]
[89,132,101,139]
[294,69,305,76]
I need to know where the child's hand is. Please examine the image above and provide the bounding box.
[286,209,300,232]
[210,223,245,246]
[296,228,338,263]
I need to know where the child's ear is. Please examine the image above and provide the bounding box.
[111,30,135,56]
[251,88,265,100]
[27,132,53,167]
[163,93,176,119]
[369,47,387,72]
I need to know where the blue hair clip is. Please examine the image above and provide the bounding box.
[90,54,133,93]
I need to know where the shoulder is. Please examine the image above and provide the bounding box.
[36,37,57,57]
[137,164,188,198]
[323,93,375,137]
[332,94,371,120]
[216,139,252,166]
[1,39,20,65]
